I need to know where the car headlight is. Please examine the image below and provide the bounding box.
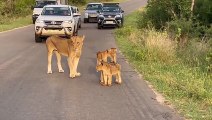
[36,19,44,23]
[84,13,88,18]
[64,20,73,24]
[115,15,121,18]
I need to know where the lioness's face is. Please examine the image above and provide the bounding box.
[71,36,85,51]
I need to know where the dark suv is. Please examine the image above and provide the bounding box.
[97,3,124,29]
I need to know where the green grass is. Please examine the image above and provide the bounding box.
[115,11,212,120]
[0,15,32,32]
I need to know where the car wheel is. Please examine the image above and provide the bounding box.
[33,20,35,24]
[97,24,102,29]
[35,34,42,43]
[84,18,88,23]
[75,29,78,36]
[73,27,78,36]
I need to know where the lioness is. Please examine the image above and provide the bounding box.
[96,48,117,84]
[96,62,122,86]
[46,35,85,78]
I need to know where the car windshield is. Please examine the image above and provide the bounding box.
[86,4,102,10]
[42,7,71,16]
[34,1,56,8]
[102,6,120,12]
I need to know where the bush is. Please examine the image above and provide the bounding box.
[167,19,192,41]
[137,0,192,30]
[68,0,86,5]
[137,0,212,43]
[194,0,212,26]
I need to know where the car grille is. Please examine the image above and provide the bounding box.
[88,13,97,17]
[104,15,116,18]
[44,21,63,25]
[34,14,39,16]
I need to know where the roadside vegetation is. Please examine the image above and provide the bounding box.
[0,0,123,32]
[115,0,212,119]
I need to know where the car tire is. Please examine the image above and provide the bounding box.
[97,24,102,29]
[35,34,42,43]
[73,27,78,36]
[79,19,81,28]
[84,18,88,23]
[33,20,35,24]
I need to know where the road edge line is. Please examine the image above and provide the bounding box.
[0,24,33,34]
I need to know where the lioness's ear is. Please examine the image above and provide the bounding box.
[82,35,85,41]
[71,36,77,42]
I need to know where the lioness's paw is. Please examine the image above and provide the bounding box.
[75,72,81,76]
[47,70,53,74]
[107,84,112,87]
[59,69,64,73]
[115,81,122,84]
[70,74,76,78]
[100,82,107,86]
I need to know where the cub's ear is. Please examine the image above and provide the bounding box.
[112,48,117,51]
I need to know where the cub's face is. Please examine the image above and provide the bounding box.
[108,48,117,59]
[96,64,104,71]
[96,63,108,71]
[97,52,103,64]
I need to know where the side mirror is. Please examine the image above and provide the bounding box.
[73,13,81,17]
[31,6,34,10]
[121,10,124,13]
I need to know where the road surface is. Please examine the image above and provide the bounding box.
[0,0,183,120]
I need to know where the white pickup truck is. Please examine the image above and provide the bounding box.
[32,0,58,24]
[34,5,79,42]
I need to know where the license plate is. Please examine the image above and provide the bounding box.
[105,21,114,24]
[89,14,97,17]
[47,25,61,28]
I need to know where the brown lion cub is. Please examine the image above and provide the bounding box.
[46,35,85,78]
[96,48,117,65]
[96,62,122,86]
[97,48,117,84]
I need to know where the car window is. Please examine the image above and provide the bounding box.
[34,1,57,8]
[42,7,72,16]
[86,4,102,10]
[102,6,120,12]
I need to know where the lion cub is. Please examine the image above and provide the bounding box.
[96,62,122,86]
[96,48,117,65]
[46,35,85,78]
[97,48,117,84]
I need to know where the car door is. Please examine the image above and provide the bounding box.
[71,7,79,31]
[76,7,81,28]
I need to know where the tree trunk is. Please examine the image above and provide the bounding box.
[190,0,195,18]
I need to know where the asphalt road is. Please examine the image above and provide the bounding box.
[0,0,183,120]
